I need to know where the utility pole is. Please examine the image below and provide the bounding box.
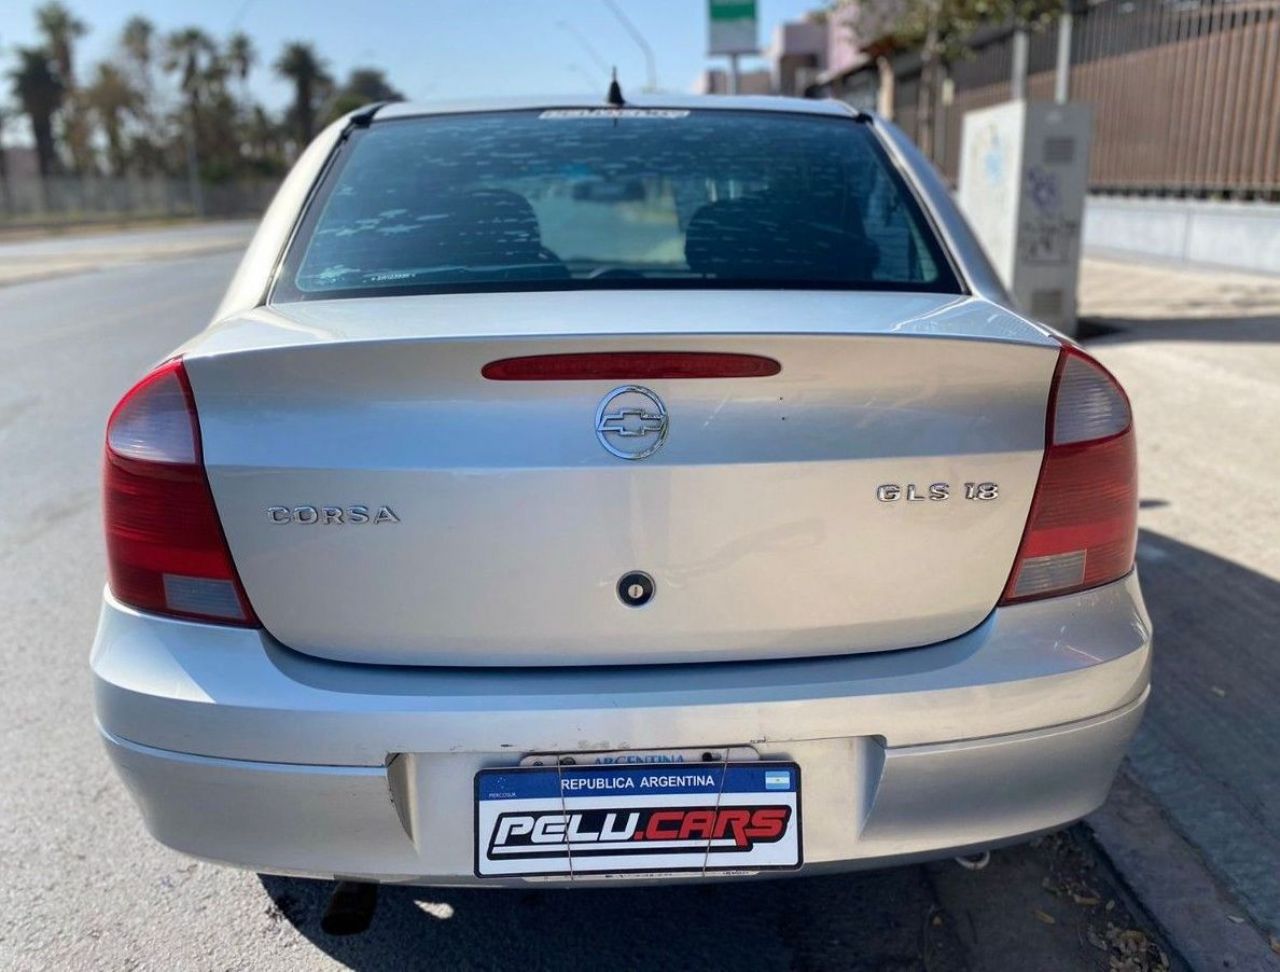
[918,0,941,159]
[603,0,658,91]
[1010,27,1029,101]
[1054,11,1074,103]
[185,107,204,219]
[728,52,740,94]
[876,57,895,120]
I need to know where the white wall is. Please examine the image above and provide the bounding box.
[1084,196,1280,275]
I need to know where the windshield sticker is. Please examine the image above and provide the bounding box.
[539,109,690,120]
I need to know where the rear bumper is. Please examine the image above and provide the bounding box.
[93,573,1151,886]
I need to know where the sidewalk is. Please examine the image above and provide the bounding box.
[1081,255,1280,321]
[1078,254,1280,966]
[0,220,256,287]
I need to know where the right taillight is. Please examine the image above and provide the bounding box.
[1000,346,1138,604]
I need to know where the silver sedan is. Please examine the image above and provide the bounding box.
[92,95,1148,890]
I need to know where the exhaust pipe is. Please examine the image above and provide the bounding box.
[954,851,991,871]
[321,880,379,935]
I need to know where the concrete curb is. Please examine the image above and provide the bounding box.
[1087,770,1280,970]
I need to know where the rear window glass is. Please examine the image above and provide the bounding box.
[275,109,960,300]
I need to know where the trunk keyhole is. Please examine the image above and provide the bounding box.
[617,572,655,608]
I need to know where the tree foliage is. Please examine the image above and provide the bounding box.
[274,42,332,147]
[35,1,93,173]
[84,62,140,174]
[36,1,88,86]
[833,0,1065,156]
[225,33,256,87]
[120,16,154,78]
[836,0,1066,63]
[9,46,65,177]
[325,68,405,125]
[1,3,406,185]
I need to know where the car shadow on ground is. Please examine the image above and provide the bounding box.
[1125,527,1280,936]
[259,865,967,971]
[258,826,1176,970]
[1078,314,1280,344]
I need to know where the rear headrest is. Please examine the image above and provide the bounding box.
[684,195,879,281]
[433,189,543,261]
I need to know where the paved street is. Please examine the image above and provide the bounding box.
[3,226,1275,970]
[0,221,255,287]
[1079,257,1280,965]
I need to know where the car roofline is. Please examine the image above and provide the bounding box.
[372,94,864,122]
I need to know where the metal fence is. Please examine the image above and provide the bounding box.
[0,175,279,228]
[886,0,1280,197]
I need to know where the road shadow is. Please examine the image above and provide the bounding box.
[1078,314,1280,344]
[1133,527,1280,813]
[1126,528,1280,933]
[259,866,966,971]
[258,826,1176,970]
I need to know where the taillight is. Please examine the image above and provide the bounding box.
[1000,346,1138,604]
[103,359,258,625]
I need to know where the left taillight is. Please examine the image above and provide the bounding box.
[103,358,258,626]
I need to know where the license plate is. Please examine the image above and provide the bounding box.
[474,762,802,878]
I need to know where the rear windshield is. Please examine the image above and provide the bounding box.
[275,109,960,300]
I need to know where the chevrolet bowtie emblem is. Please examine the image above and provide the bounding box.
[594,386,669,460]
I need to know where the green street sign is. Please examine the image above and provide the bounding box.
[710,1,756,20]
[708,0,757,55]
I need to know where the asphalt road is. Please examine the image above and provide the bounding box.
[0,230,1178,971]
[0,220,254,287]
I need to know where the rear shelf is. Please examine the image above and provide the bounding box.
[184,289,1059,666]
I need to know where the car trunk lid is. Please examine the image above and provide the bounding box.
[185,289,1059,666]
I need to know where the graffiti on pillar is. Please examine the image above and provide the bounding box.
[1020,165,1078,266]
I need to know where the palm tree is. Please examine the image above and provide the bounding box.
[226,32,256,96]
[85,63,140,175]
[119,16,159,174]
[36,1,92,174]
[35,1,87,87]
[0,107,11,209]
[274,42,332,147]
[9,47,65,178]
[245,103,280,166]
[163,28,217,208]
[164,27,217,111]
[121,16,155,85]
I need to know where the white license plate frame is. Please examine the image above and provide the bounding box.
[474,761,802,879]
[519,746,760,767]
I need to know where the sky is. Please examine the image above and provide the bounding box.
[1,0,823,110]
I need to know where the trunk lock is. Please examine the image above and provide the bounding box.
[617,571,655,607]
